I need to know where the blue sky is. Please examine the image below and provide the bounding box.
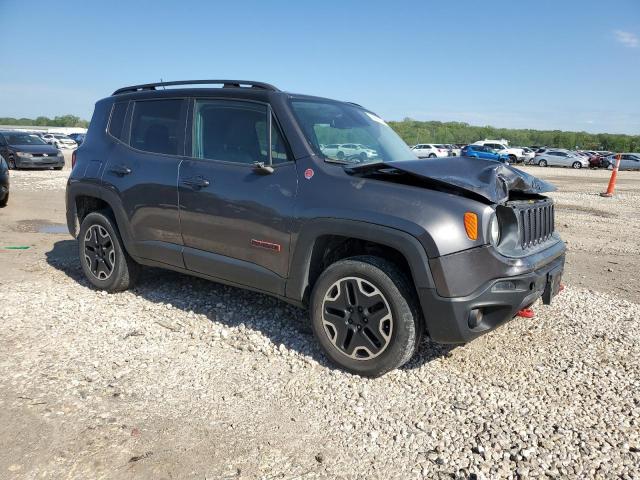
[1,0,638,134]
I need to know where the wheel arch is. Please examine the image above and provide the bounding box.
[285,219,435,306]
[66,183,138,257]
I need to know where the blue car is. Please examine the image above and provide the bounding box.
[461,145,510,163]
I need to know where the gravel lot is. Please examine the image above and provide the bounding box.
[1,161,639,479]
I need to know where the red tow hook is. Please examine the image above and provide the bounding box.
[516,308,535,318]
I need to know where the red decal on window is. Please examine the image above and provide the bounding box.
[304,168,314,180]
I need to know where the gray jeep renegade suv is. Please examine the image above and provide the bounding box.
[66,80,565,377]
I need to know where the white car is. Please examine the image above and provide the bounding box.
[520,147,536,164]
[472,140,524,163]
[605,153,640,170]
[411,144,449,158]
[42,133,77,149]
[536,150,589,169]
[320,143,377,161]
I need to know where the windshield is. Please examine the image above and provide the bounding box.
[290,100,417,164]
[4,133,47,145]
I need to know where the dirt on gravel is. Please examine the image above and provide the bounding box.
[1,158,639,479]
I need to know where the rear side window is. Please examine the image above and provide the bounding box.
[108,102,128,141]
[130,99,183,155]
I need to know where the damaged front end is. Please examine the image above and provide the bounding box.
[345,156,556,204]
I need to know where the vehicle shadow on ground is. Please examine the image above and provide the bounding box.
[46,239,454,374]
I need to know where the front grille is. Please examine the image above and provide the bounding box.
[514,200,555,249]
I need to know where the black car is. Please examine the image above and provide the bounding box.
[66,80,565,377]
[0,154,9,207]
[68,133,86,146]
[0,130,65,170]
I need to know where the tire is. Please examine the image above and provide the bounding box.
[78,211,139,292]
[572,161,582,169]
[7,157,16,170]
[336,151,345,160]
[538,159,547,167]
[508,154,517,163]
[310,255,422,377]
[54,166,63,171]
[0,192,8,208]
[428,153,436,158]
[359,152,367,161]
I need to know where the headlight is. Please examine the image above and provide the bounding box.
[16,151,33,158]
[490,213,501,245]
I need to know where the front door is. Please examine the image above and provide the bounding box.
[178,98,297,295]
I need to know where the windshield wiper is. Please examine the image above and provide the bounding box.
[324,158,351,165]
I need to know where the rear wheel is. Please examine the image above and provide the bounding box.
[7,157,16,170]
[336,151,345,160]
[572,161,582,169]
[310,255,422,377]
[78,211,139,292]
[538,159,548,167]
[0,192,8,208]
[428,153,436,158]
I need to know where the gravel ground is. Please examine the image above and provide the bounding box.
[1,163,639,479]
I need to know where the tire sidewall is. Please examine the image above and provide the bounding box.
[310,258,417,377]
[78,212,128,291]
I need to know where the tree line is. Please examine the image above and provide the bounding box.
[388,119,640,152]
[0,115,89,128]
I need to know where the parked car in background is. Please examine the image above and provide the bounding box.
[411,143,448,158]
[461,144,509,163]
[521,147,536,164]
[0,130,65,170]
[0,154,9,207]
[67,133,86,146]
[472,140,525,163]
[605,153,640,170]
[320,143,377,161]
[42,133,78,149]
[536,150,589,169]
[444,144,461,156]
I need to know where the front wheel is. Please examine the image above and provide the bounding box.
[428,153,436,158]
[538,159,548,167]
[0,192,8,208]
[310,256,422,377]
[572,161,582,169]
[78,211,139,292]
[7,157,16,170]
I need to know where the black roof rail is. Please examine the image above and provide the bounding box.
[112,79,279,96]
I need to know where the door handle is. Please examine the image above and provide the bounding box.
[109,164,132,176]
[181,176,210,189]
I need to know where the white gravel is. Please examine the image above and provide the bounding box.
[1,258,638,478]
[1,164,639,478]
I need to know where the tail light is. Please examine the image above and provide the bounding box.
[71,150,77,169]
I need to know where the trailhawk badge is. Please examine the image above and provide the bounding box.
[304,168,314,180]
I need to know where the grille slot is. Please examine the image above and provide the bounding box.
[515,200,555,249]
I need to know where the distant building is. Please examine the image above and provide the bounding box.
[0,125,87,135]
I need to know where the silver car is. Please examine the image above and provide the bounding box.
[605,153,640,170]
[536,150,589,169]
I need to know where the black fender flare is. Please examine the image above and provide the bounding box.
[285,218,435,302]
[66,181,139,257]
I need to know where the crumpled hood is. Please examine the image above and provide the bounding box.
[346,156,556,204]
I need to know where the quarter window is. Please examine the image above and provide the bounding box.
[108,102,128,141]
[130,99,184,155]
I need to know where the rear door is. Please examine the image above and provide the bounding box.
[102,98,187,267]
[178,98,297,295]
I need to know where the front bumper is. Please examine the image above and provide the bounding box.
[419,242,565,343]
[15,156,65,169]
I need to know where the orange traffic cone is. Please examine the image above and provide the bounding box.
[600,154,622,197]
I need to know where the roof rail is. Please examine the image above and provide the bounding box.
[112,80,279,95]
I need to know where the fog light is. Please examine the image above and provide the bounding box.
[468,308,483,329]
